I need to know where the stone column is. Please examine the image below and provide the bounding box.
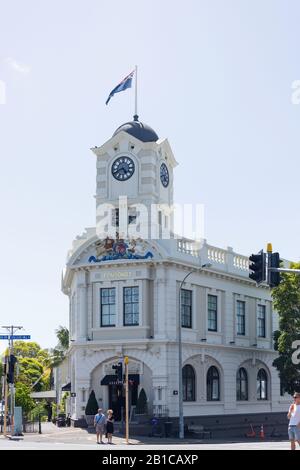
[154,266,166,339]
[78,284,87,340]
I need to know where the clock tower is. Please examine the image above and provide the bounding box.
[91,115,178,239]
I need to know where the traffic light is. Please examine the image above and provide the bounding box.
[7,355,17,384]
[112,362,123,382]
[269,252,281,288]
[249,250,266,284]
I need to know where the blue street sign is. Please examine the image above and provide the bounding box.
[0,335,31,340]
[10,335,31,340]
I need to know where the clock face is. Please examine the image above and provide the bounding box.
[160,163,169,188]
[112,156,135,181]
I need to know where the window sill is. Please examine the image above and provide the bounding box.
[91,326,150,331]
[183,401,224,406]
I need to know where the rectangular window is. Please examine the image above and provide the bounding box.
[113,208,119,227]
[128,207,137,225]
[124,287,139,326]
[257,304,266,338]
[181,289,192,328]
[100,288,116,327]
[208,295,218,332]
[236,300,246,336]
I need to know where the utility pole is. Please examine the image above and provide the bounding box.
[124,356,129,444]
[3,355,8,437]
[1,325,22,437]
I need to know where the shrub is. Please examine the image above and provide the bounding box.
[136,388,148,414]
[85,390,98,416]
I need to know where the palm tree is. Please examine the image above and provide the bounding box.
[55,326,69,351]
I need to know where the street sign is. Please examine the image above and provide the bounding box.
[10,335,31,340]
[0,335,31,340]
[70,392,76,397]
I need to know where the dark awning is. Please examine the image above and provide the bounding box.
[61,382,71,391]
[101,374,140,386]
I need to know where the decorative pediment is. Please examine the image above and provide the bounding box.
[89,236,154,263]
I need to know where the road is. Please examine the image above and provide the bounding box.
[0,423,294,450]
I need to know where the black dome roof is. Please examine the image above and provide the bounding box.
[113,115,159,143]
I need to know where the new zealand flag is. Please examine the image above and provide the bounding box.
[106,70,135,105]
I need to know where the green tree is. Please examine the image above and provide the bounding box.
[55,326,69,350]
[15,382,35,413]
[85,390,98,416]
[51,326,69,367]
[272,262,300,394]
[17,357,45,391]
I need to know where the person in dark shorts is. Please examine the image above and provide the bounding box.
[106,409,114,444]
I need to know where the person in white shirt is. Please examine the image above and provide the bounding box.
[287,392,300,450]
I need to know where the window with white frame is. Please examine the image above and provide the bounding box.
[208,295,218,332]
[257,369,268,400]
[100,288,116,327]
[183,365,196,401]
[236,300,246,336]
[181,289,192,328]
[124,287,139,326]
[257,304,266,338]
[236,368,248,401]
[207,366,220,401]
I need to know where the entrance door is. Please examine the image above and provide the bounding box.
[108,379,139,421]
[108,385,124,421]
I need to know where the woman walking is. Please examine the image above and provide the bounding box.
[106,409,114,444]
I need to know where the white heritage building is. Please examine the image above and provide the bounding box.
[61,116,288,427]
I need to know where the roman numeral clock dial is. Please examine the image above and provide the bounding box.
[160,162,169,187]
[111,157,135,181]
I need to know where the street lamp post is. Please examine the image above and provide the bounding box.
[178,264,211,439]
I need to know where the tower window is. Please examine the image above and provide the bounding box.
[112,208,119,228]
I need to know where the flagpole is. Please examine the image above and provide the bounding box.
[134,65,138,120]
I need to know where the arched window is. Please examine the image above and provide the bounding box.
[236,368,248,401]
[207,366,220,401]
[257,369,268,400]
[182,365,195,402]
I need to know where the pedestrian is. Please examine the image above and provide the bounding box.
[94,408,106,444]
[287,392,300,450]
[106,409,114,444]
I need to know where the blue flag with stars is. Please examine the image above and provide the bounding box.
[106,70,135,105]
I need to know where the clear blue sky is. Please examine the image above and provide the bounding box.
[0,0,299,352]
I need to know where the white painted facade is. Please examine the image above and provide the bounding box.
[62,120,289,422]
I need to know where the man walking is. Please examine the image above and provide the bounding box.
[287,392,300,450]
[94,408,106,444]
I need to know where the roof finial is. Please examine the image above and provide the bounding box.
[133,114,139,121]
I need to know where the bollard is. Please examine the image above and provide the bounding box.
[38,414,42,434]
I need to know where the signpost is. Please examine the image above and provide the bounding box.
[124,356,129,445]
[0,327,30,437]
